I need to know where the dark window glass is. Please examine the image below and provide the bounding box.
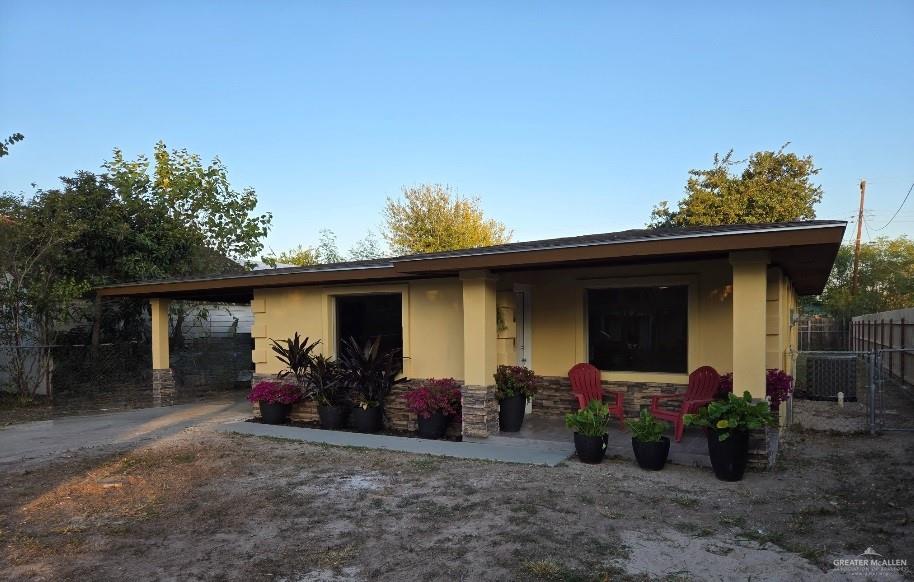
[587,286,688,373]
[336,294,403,362]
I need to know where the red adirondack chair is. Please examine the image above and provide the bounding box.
[568,363,625,428]
[649,365,721,442]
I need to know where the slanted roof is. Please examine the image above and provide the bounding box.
[96,220,846,301]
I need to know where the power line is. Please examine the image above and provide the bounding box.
[872,181,914,231]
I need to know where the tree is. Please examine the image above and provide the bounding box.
[104,141,272,267]
[349,230,386,261]
[383,184,512,255]
[263,245,319,267]
[315,229,343,263]
[813,236,914,320]
[0,191,89,397]
[0,132,24,158]
[649,145,823,228]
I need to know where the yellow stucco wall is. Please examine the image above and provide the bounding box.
[249,258,796,389]
[252,278,464,380]
[499,259,735,384]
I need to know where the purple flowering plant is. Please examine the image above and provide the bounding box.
[717,369,794,410]
[247,380,303,405]
[404,378,462,419]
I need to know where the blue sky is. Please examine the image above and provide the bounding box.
[1,1,912,255]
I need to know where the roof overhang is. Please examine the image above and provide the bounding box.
[96,221,846,300]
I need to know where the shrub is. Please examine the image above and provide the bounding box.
[404,378,462,419]
[564,400,610,437]
[684,391,775,441]
[247,380,302,405]
[625,409,669,442]
[494,365,540,400]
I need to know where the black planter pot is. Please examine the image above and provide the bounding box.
[631,437,670,471]
[260,401,292,425]
[498,394,527,432]
[317,404,349,430]
[351,405,383,433]
[706,429,750,481]
[417,411,450,439]
[573,432,607,464]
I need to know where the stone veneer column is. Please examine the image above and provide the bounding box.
[460,270,499,438]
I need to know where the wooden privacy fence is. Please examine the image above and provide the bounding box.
[851,308,914,387]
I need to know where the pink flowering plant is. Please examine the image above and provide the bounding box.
[716,369,794,410]
[247,380,303,405]
[494,365,540,400]
[404,378,462,419]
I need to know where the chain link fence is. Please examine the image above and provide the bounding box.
[788,351,873,433]
[788,349,914,434]
[1,334,252,413]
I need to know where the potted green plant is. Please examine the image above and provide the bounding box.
[684,391,775,481]
[494,365,539,432]
[564,400,610,463]
[404,378,462,439]
[247,380,302,424]
[306,354,349,429]
[625,409,670,470]
[338,336,408,433]
[269,333,320,386]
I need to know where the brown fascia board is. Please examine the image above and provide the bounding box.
[97,223,846,298]
[391,224,846,274]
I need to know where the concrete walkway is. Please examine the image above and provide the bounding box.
[0,400,250,467]
[218,421,574,466]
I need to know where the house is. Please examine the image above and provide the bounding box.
[96,220,846,451]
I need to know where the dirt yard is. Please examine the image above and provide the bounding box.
[1,425,912,581]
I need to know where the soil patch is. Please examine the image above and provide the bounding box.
[1,425,911,581]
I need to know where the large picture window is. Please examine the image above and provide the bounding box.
[335,293,403,360]
[587,286,688,373]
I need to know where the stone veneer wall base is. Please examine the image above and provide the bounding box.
[250,376,461,438]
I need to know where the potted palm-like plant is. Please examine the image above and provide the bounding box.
[404,378,462,439]
[306,354,349,429]
[564,400,610,463]
[269,333,320,387]
[338,336,408,433]
[494,365,540,432]
[684,391,775,481]
[248,380,302,424]
[626,409,670,470]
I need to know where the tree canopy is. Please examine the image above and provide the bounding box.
[649,146,823,228]
[0,132,24,158]
[262,229,386,267]
[812,236,914,319]
[104,141,272,266]
[383,184,511,255]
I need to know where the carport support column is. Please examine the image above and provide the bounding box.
[150,298,175,403]
[730,252,770,400]
[460,271,499,438]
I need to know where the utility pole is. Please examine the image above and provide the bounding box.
[851,179,866,295]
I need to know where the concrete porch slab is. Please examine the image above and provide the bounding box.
[496,414,712,468]
[217,421,574,466]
